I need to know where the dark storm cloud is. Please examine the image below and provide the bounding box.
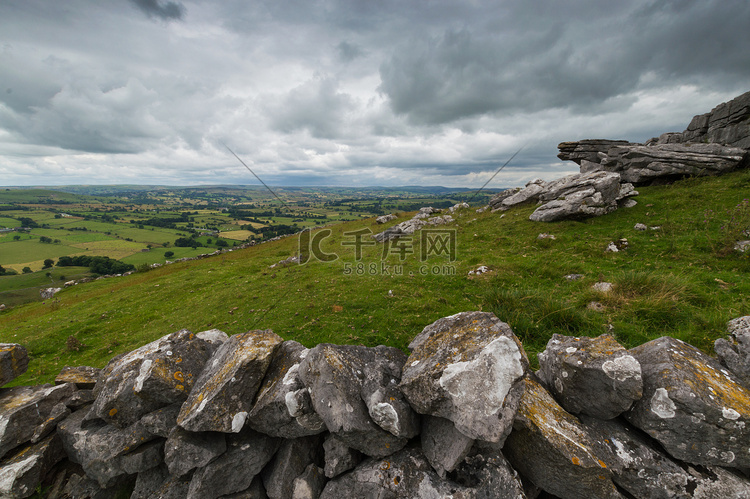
[129,0,185,21]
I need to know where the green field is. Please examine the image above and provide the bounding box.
[2,170,749,387]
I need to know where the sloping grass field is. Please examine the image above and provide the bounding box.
[1,170,749,386]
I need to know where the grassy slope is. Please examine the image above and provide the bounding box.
[1,170,749,386]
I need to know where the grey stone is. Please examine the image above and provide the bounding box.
[248,341,326,438]
[715,316,750,388]
[30,401,70,443]
[60,472,135,499]
[625,336,750,468]
[634,223,647,231]
[0,383,74,459]
[187,427,280,499]
[376,214,397,224]
[261,435,321,499]
[449,452,528,499]
[677,90,750,148]
[131,464,170,499]
[529,171,622,222]
[91,329,220,427]
[64,389,95,410]
[178,329,283,433]
[322,434,361,478]
[197,328,230,346]
[0,344,28,388]
[503,375,624,499]
[138,402,181,437]
[219,476,268,498]
[299,344,412,458]
[320,447,475,499]
[582,415,750,499]
[420,415,474,477]
[291,464,326,499]
[164,427,226,477]
[152,473,193,499]
[0,433,65,499]
[497,181,547,209]
[557,139,634,165]
[488,187,521,210]
[55,365,101,389]
[537,334,642,419]
[400,311,528,443]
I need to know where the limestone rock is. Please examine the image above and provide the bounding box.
[131,464,169,499]
[625,336,750,468]
[0,433,65,499]
[291,464,326,499]
[376,214,397,224]
[537,334,643,419]
[261,435,321,499]
[299,344,413,458]
[449,452,528,499]
[0,383,74,459]
[529,171,622,222]
[91,329,219,427]
[496,179,547,210]
[320,447,475,498]
[322,434,361,478]
[488,187,521,210]
[582,415,750,499]
[677,90,750,148]
[715,315,750,388]
[219,476,268,498]
[164,427,226,477]
[0,344,28,387]
[599,143,748,184]
[55,365,101,389]
[503,375,623,499]
[248,340,326,438]
[178,329,283,433]
[29,402,70,443]
[420,415,474,477]
[187,427,280,499]
[400,311,528,443]
[557,139,634,164]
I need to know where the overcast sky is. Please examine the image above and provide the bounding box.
[1,0,749,188]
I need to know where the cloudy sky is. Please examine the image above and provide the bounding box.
[1,0,749,188]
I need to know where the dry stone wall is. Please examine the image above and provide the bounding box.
[1,312,750,498]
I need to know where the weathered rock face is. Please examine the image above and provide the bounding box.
[494,179,547,210]
[0,433,65,499]
[164,427,226,477]
[0,383,74,460]
[537,334,643,419]
[248,340,326,438]
[581,415,750,499]
[626,336,750,468]
[0,344,29,387]
[528,171,624,222]
[715,315,750,388]
[261,435,321,499]
[503,375,624,499]
[674,90,750,148]
[54,365,101,389]
[299,344,415,458]
[177,329,283,433]
[420,415,474,477]
[557,139,635,164]
[91,329,220,427]
[322,434,361,478]
[598,143,748,184]
[400,311,528,443]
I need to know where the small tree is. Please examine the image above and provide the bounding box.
[22,267,32,274]
[164,251,174,258]
[43,258,54,269]
[13,235,20,241]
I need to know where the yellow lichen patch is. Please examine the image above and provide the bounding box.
[109,408,118,417]
[174,371,184,382]
[572,457,581,465]
[176,385,184,391]
[598,460,607,468]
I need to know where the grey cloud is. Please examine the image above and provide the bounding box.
[129,0,185,21]
[337,41,364,62]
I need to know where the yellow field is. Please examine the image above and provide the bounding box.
[70,240,146,260]
[220,230,255,241]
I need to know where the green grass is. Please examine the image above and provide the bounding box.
[1,170,749,385]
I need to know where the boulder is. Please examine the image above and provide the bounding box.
[29,402,70,443]
[420,415,474,477]
[320,447,475,498]
[164,427,226,477]
[488,187,521,211]
[582,415,750,498]
[0,433,66,499]
[55,365,101,389]
[299,344,414,458]
[625,336,750,468]
[503,375,623,499]
[449,452,528,499]
[187,427,280,499]
[528,171,623,222]
[322,434,361,478]
[91,329,220,427]
[598,143,748,184]
[676,90,750,148]
[400,311,528,443]
[495,179,547,210]
[537,334,643,419]
[248,340,326,438]
[0,383,75,459]
[178,329,283,433]
[715,316,750,388]
[291,464,326,499]
[375,214,397,224]
[261,435,321,499]
[0,344,28,387]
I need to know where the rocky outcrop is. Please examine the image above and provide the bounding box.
[2,316,750,498]
[669,90,750,149]
[372,207,455,242]
[528,171,626,222]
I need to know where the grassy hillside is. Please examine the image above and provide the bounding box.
[2,170,749,386]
